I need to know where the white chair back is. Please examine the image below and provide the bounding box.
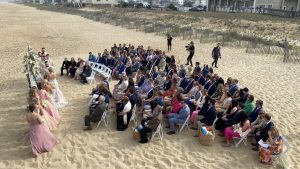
[233,128,251,147]
[179,114,190,133]
[129,104,138,126]
[151,123,163,141]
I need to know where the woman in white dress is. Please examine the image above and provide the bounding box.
[47,67,68,108]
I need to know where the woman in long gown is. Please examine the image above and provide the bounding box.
[26,103,58,157]
[28,87,60,129]
[47,67,68,108]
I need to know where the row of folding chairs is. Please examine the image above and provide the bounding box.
[93,102,291,167]
[89,61,112,81]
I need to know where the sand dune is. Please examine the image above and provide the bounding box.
[0,3,299,169]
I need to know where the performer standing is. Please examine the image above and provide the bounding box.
[186,41,195,67]
[211,43,221,68]
[167,34,173,52]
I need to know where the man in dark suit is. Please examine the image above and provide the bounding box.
[80,63,93,84]
[248,100,264,123]
[211,43,221,68]
[214,74,224,86]
[252,113,273,151]
[200,99,217,126]
[61,58,71,76]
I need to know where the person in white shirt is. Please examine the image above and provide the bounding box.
[116,96,132,131]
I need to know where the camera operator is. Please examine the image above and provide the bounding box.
[185,41,195,67]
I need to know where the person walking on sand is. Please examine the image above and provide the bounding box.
[211,43,221,68]
[167,34,173,52]
[186,41,195,67]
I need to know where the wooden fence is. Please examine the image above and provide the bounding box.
[39,4,300,63]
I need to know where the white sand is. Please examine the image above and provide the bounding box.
[0,3,299,169]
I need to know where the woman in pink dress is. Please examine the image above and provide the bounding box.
[31,98,58,131]
[29,87,61,124]
[26,103,58,157]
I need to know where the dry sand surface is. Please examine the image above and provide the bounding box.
[0,3,299,169]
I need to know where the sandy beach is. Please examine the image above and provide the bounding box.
[0,3,299,169]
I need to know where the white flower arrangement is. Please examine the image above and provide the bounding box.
[24,46,42,87]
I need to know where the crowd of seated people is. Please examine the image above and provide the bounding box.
[60,52,96,84]
[26,48,69,157]
[84,43,283,164]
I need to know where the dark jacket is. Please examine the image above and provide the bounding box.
[212,47,221,58]
[200,106,217,126]
[82,66,92,77]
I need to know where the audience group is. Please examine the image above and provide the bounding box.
[25,45,284,165]
[26,48,67,157]
[84,43,284,164]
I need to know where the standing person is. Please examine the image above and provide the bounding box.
[186,41,195,67]
[26,103,59,157]
[211,43,221,68]
[167,34,173,52]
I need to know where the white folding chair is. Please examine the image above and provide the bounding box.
[273,136,291,169]
[233,128,251,147]
[178,114,190,133]
[129,104,138,126]
[97,103,110,128]
[86,71,96,84]
[151,123,163,141]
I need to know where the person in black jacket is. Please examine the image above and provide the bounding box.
[80,63,93,84]
[167,34,173,52]
[68,57,77,77]
[199,98,217,126]
[211,43,221,68]
[186,42,195,67]
[61,58,70,76]
[252,113,274,151]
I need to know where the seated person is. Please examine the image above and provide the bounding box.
[190,96,210,129]
[151,66,159,80]
[215,92,232,113]
[243,94,255,115]
[138,105,163,143]
[116,96,132,131]
[221,111,250,147]
[248,100,264,123]
[233,87,249,104]
[167,101,190,135]
[183,81,202,100]
[88,52,97,62]
[113,60,126,79]
[252,113,274,151]
[251,111,267,132]
[258,127,283,164]
[112,74,129,101]
[211,83,224,100]
[228,79,239,96]
[164,91,183,116]
[198,98,217,126]
[203,75,212,90]
[60,58,70,76]
[214,100,238,131]
[68,57,77,77]
[80,63,93,84]
[74,59,85,80]
[162,82,178,98]
[83,95,106,131]
[139,79,154,99]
